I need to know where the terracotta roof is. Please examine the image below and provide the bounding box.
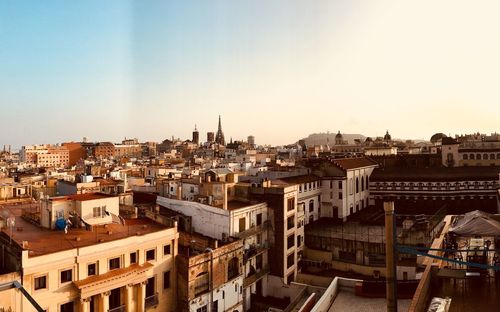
[333,158,378,170]
[1,207,170,257]
[277,174,321,184]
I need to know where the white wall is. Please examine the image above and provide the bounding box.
[157,196,230,240]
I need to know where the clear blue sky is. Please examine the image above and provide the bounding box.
[1,0,499,149]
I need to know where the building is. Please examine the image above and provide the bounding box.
[20,145,70,168]
[0,193,179,312]
[176,232,244,312]
[192,126,199,145]
[307,157,378,221]
[94,142,115,159]
[441,135,500,167]
[276,175,322,225]
[62,142,87,166]
[370,166,500,214]
[207,132,215,144]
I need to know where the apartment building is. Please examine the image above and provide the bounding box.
[307,157,378,221]
[20,145,70,168]
[0,193,179,312]
[176,233,244,312]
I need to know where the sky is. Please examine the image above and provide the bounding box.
[1,0,499,149]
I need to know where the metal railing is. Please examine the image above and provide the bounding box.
[108,305,125,312]
[145,293,159,308]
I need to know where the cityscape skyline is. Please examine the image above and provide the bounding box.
[1,0,500,147]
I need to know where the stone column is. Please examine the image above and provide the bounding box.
[79,298,90,312]
[125,284,134,312]
[137,282,146,312]
[99,291,110,312]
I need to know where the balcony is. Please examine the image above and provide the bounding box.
[243,243,269,264]
[109,305,125,312]
[244,265,270,288]
[145,293,159,309]
[234,220,271,240]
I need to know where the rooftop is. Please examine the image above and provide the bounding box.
[371,166,500,181]
[50,193,115,202]
[0,204,170,257]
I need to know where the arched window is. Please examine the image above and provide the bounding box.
[228,257,239,280]
[470,154,475,160]
[490,153,495,160]
[366,176,369,189]
[463,154,468,160]
[477,154,481,160]
[356,177,359,193]
[484,154,489,160]
[361,176,365,191]
[309,200,314,212]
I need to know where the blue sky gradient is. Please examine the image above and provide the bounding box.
[1,1,499,148]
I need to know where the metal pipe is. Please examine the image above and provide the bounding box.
[384,201,397,312]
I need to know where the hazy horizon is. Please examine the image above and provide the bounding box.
[1,0,499,148]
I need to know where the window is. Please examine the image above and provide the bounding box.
[256,213,262,226]
[163,244,171,256]
[330,181,333,189]
[484,154,489,160]
[93,207,101,218]
[297,235,302,247]
[60,269,72,283]
[87,263,96,276]
[34,275,47,290]
[338,181,342,189]
[287,234,295,249]
[239,217,246,232]
[477,154,481,160]
[287,253,295,268]
[299,185,302,192]
[287,216,295,230]
[309,200,314,212]
[361,176,365,191]
[163,271,170,289]
[109,257,120,270]
[339,192,342,200]
[227,257,239,280]
[196,305,207,312]
[146,249,156,261]
[356,177,359,193]
[470,154,475,160]
[130,252,137,264]
[287,197,295,211]
[60,302,74,312]
[463,154,468,160]
[211,301,218,312]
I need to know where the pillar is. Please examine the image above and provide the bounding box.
[384,201,397,312]
[79,298,90,312]
[125,284,133,312]
[99,292,110,312]
[137,282,146,312]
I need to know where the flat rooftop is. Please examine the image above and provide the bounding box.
[0,205,170,257]
[329,290,410,312]
[51,193,115,202]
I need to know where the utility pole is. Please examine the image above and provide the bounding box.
[384,201,397,312]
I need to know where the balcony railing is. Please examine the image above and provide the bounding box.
[145,293,159,309]
[234,220,271,239]
[243,242,269,264]
[109,305,125,312]
[243,265,270,288]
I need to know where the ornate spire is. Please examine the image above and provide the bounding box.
[215,115,225,145]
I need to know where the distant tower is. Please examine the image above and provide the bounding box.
[335,131,344,145]
[248,135,255,148]
[215,115,226,145]
[384,130,392,142]
[192,125,199,144]
[207,132,215,143]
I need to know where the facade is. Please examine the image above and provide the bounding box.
[20,145,70,168]
[94,142,115,159]
[0,193,179,312]
[62,142,87,166]
[370,166,500,214]
[176,234,244,312]
[307,157,378,221]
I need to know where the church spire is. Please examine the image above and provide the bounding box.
[215,115,225,145]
